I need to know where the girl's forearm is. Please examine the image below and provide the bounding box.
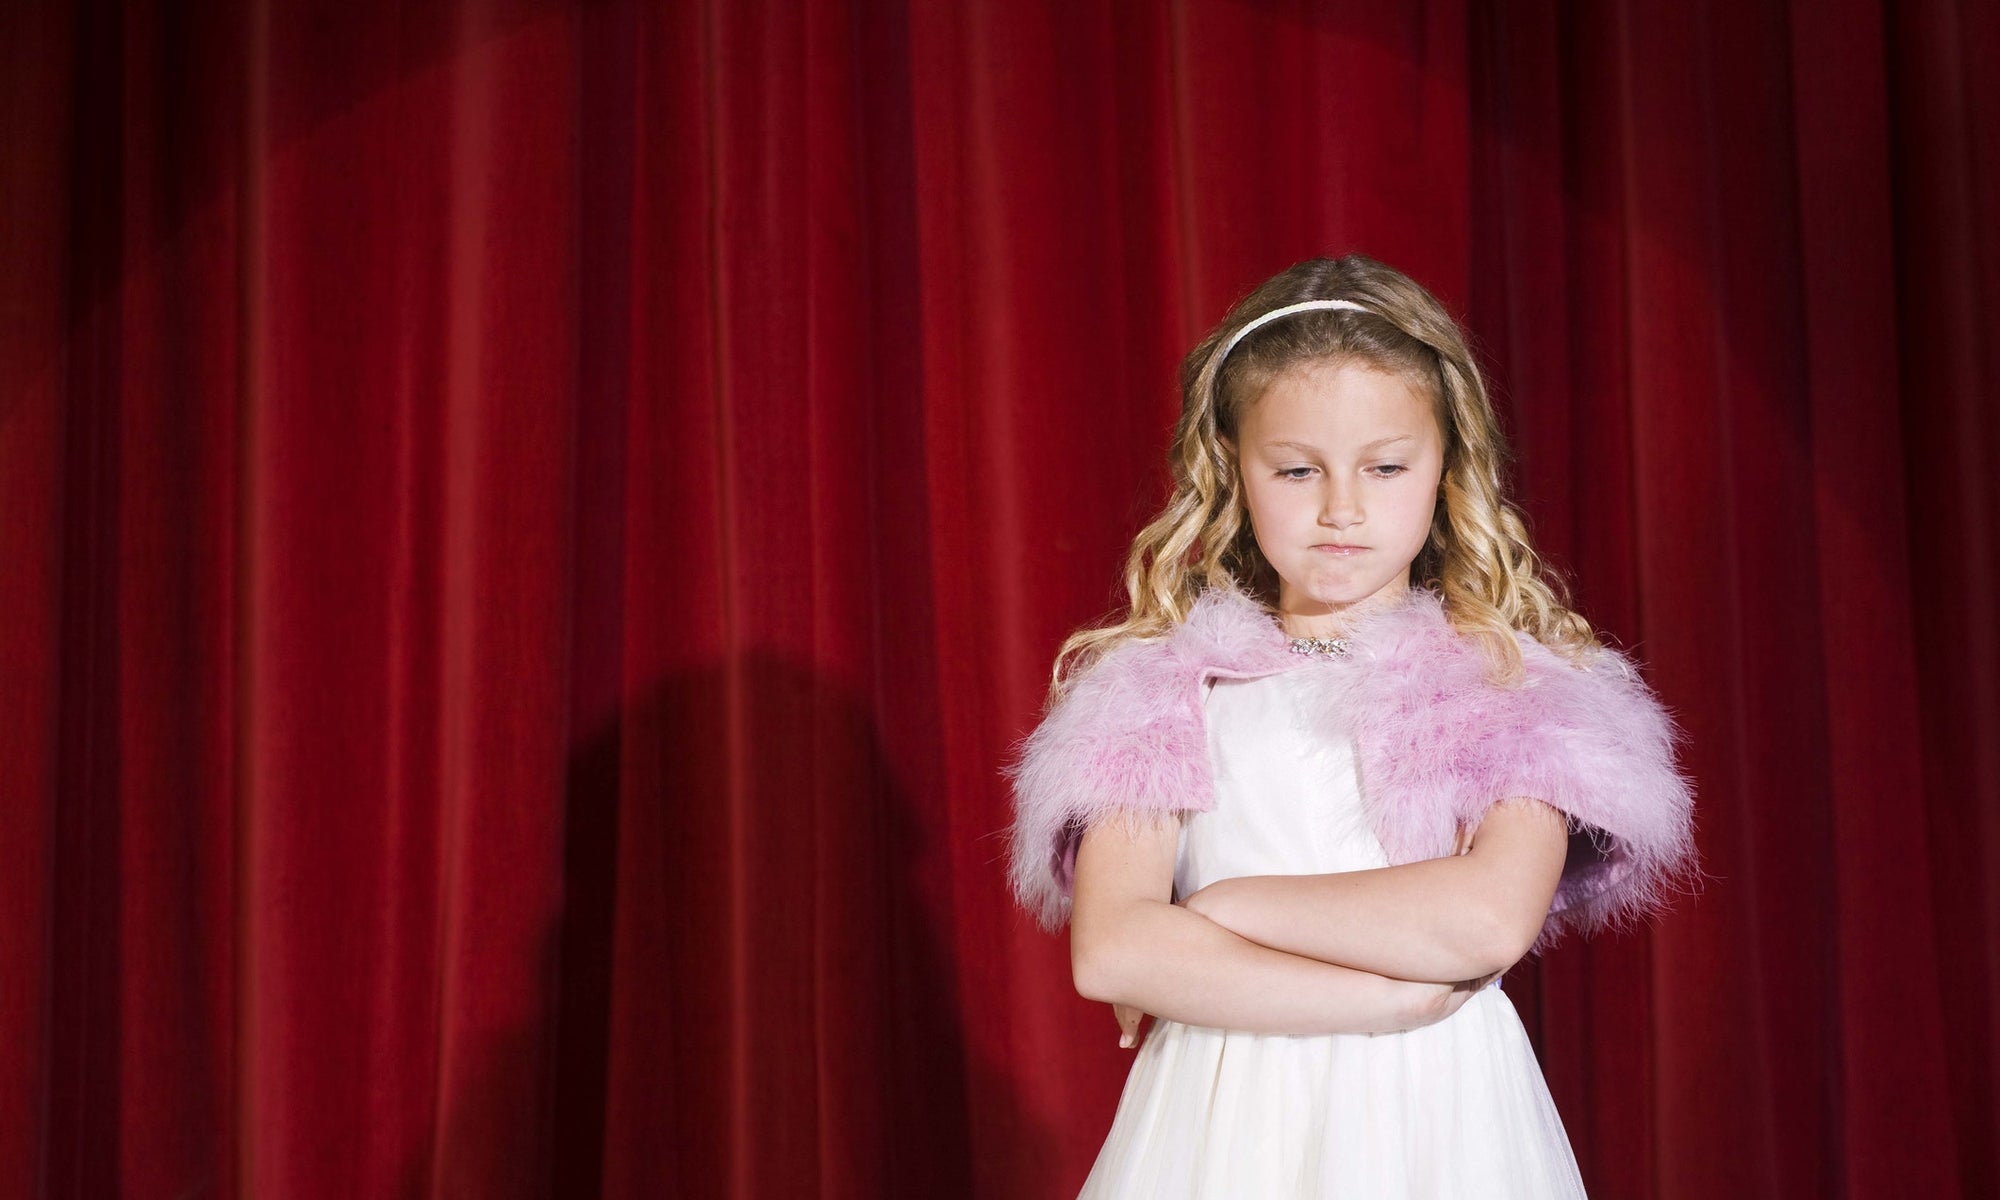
[1197,856,1508,983]
[1075,898,1430,1036]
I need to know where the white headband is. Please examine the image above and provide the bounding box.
[1213,298,1377,369]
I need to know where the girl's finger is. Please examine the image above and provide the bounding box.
[1115,1003,1143,1048]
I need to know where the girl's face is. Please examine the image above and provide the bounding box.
[1224,358,1445,634]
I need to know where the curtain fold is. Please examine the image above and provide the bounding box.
[2,0,1992,1195]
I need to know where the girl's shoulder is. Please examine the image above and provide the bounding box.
[1052,586,1299,699]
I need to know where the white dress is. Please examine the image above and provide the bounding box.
[1076,667,1588,1198]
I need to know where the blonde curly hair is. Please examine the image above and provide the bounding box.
[1047,252,1607,700]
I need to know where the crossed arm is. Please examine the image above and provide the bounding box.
[1179,796,1573,983]
[1068,797,1572,1033]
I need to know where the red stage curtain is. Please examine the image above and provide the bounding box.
[2,1,1993,1196]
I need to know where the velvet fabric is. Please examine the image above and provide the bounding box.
[5,0,1994,1196]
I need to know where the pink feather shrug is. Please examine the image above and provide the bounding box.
[1002,583,1700,957]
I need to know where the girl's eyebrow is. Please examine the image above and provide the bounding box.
[1263,434,1417,453]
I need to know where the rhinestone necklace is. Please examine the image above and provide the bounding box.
[1287,634,1353,657]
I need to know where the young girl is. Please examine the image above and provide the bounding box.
[1003,253,1701,1197]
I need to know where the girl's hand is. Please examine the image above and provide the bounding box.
[1112,1001,1149,1049]
[1401,967,1504,1030]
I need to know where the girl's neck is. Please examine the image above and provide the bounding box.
[1279,611,1358,640]
[1274,580,1413,640]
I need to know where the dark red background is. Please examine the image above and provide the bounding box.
[3,0,1994,1196]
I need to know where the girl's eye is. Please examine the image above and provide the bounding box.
[1276,464,1406,481]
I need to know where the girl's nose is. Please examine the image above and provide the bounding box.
[1320,479,1362,526]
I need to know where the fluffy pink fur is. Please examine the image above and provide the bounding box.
[1001,585,1701,957]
